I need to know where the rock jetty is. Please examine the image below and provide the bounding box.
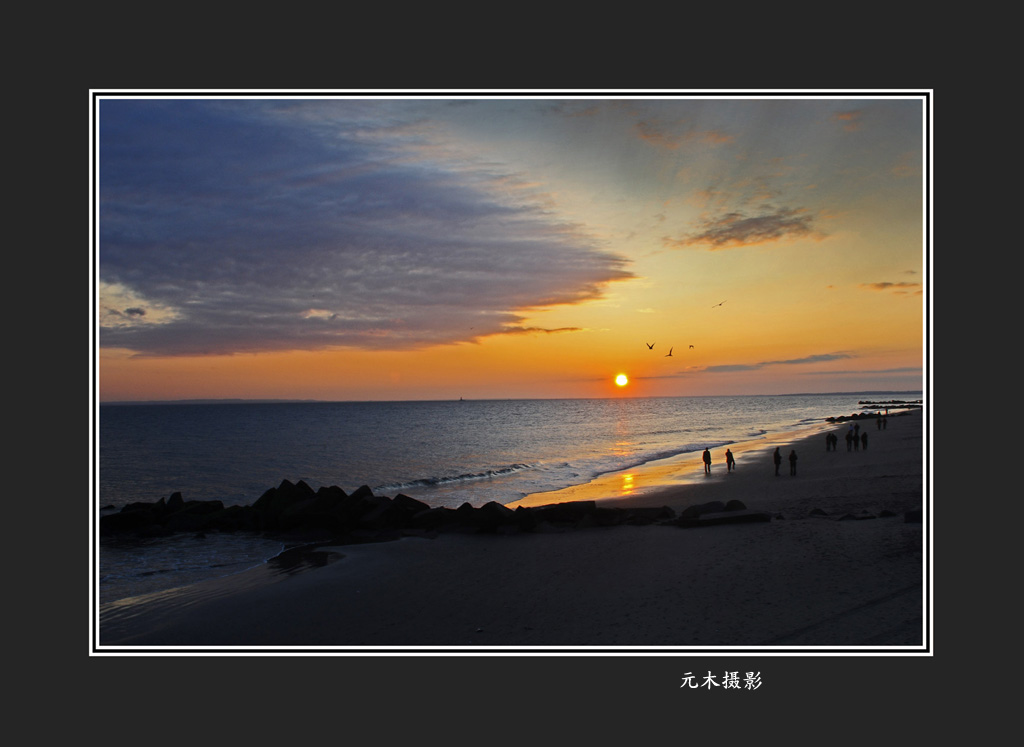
[99,479,773,542]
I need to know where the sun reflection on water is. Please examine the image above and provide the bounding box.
[621,473,635,495]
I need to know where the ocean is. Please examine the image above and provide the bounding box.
[95,392,920,604]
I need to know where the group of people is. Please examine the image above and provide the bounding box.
[698,414,890,481]
[824,422,870,452]
[772,447,797,476]
[701,447,736,474]
[700,445,797,476]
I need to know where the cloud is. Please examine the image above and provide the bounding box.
[98,100,633,356]
[635,120,734,150]
[833,109,864,132]
[890,151,920,178]
[860,281,922,295]
[704,353,854,373]
[799,367,921,376]
[639,353,855,378]
[492,326,582,336]
[663,206,823,249]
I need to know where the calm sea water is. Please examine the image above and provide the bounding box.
[95,392,918,604]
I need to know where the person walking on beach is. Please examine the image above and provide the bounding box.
[773,447,782,476]
[788,449,798,476]
[726,448,735,472]
[703,447,712,474]
[861,432,868,450]
[846,430,853,452]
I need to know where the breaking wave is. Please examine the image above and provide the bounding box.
[376,463,534,493]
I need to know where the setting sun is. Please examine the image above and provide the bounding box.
[615,374,629,387]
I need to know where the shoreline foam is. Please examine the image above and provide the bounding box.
[508,418,838,508]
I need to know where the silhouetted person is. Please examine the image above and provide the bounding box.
[726,449,735,472]
[882,416,887,430]
[773,447,782,476]
[877,416,882,430]
[702,447,712,474]
[789,449,798,476]
[846,431,853,451]
[853,429,860,450]
[825,433,831,451]
[861,432,868,450]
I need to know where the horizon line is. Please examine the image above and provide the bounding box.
[99,390,925,406]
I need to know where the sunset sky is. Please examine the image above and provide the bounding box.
[95,93,927,402]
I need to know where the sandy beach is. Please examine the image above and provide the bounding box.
[98,409,926,651]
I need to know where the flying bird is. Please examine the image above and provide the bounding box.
[646,342,655,349]
[665,347,674,357]
[712,300,727,308]
[689,344,694,349]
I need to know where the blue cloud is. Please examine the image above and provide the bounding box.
[99,99,632,356]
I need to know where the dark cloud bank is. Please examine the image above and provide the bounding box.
[99,100,632,356]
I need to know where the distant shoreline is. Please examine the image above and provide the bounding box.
[99,391,924,407]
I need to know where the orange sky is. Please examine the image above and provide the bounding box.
[97,93,927,402]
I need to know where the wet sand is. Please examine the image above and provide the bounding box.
[98,410,926,651]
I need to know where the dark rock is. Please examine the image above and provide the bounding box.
[432,502,479,533]
[625,506,675,525]
[162,500,226,531]
[206,505,258,532]
[532,501,597,525]
[100,509,158,534]
[278,497,321,530]
[514,506,537,531]
[477,500,515,522]
[724,499,747,512]
[462,501,516,533]
[120,500,161,514]
[393,493,431,516]
[178,500,225,515]
[357,496,406,530]
[252,480,319,530]
[409,506,457,529]
[579,507,625,528]
[330,492,375,526]
[311,485,348,512]
[348,485,376,501]
[679,501,727,519]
